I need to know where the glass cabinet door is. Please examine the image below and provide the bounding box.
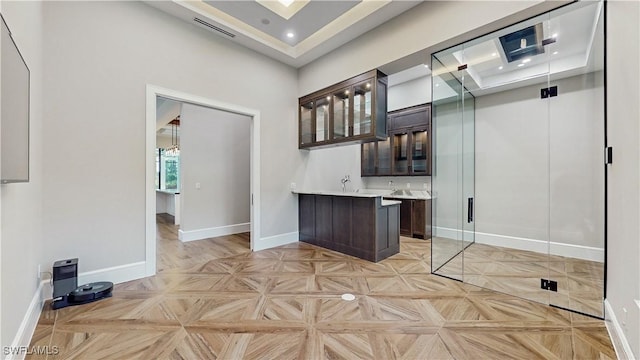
[392,132,409,175]
[315,97,330,143]
[300,101,313,145]
[353,81,372,136]
[361,142,376,176]
[411,129,428,174]
[377,137,391,175]
[332,89,350,140]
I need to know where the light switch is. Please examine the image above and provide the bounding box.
[290,182,297,191]
[195,182,201,190]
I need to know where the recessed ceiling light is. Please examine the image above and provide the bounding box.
[424,64,429,68]
[491,52,497,57]
[365,83,371,88]
[435,83,440,87]
[522,58,531,63]
[498,66,503,70]
[518,63,525,67]
[553,51,559,55]
[552,33,558,38]
[278,0,295,7]
[261,18,270,25]
[326,96,330,101]
[286,32,295,38]
[345,90,349,95]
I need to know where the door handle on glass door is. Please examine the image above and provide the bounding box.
[468,197,474,223]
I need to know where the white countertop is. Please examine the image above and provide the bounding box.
[292,189,430,200]
[292,189,380,198]
[381,199,402,206]
[156,189,180,195]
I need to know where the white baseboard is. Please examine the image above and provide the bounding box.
[605,299,636,360]
[6,282,45,360]
[433,227,604,262]
[178,223,250,242]
[8,261,148,359]
[78,261,147,286]
[254,231,298,251]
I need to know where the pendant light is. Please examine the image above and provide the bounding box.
[165,117,180,156]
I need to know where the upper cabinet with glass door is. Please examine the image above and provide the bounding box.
[298,69,388,149]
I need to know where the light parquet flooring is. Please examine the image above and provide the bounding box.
[27,214,616,359]
[433,238,605,318]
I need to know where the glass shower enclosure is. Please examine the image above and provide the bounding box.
[431,0,605,318]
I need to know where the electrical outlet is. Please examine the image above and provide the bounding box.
[406,183,411,189]
[622,307,628,326]
[423,183,428,189]
[37,264,41,284]
[290,182,297,191]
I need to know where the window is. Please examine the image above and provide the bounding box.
[156,148,180,190]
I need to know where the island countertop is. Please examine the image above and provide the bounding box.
[292,189,430,200]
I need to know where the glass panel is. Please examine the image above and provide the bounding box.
[431,44,466,281]
[361,142,376,176]
[430,0,604,318]
[315,97,330,142]
[547,1,605,318]
[411,129,428,174]
[332,89,350,140]
[353,82,372,136]
[300,101,313,145]
[459,10,552,307]
[377,137,391,175]
[392,132,409,175]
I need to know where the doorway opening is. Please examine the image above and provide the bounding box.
[145,85,261,277]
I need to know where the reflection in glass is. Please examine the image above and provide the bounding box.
[393,133,409,174]
[315,97,329,142]
[353,82,371,136]
[300,101,313,144]
[412,130,428,174]
[377,138,391,175]
[361,142,375,176]
[332,89,349,139]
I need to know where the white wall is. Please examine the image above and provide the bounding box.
[475,72,604,250]
[388,76,431,112]
[40,1,298,273]
[0,0,44,351]
[179,103,250,237]
[606,0,640,357]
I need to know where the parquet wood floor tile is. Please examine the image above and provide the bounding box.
[26,214,615,359]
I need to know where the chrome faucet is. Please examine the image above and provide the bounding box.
[388,180,396,191]
[341,175,351,192]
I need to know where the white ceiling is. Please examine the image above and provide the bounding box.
[144,0,422,68]
[432,1,604,98]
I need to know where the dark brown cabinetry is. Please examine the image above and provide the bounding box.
[299,70,388,149]
[362,103,431,176]
[298,194,399,262]
[386,198,432,239]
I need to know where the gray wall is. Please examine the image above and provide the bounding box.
[40,1,298,270]
[475,72,604,249]
[606,0,640,357]
[0,0,44,350]
[180,103,250,234]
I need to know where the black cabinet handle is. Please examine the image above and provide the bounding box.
[468,197,473,223]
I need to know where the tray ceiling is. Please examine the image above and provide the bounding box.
[145,0,422,68]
